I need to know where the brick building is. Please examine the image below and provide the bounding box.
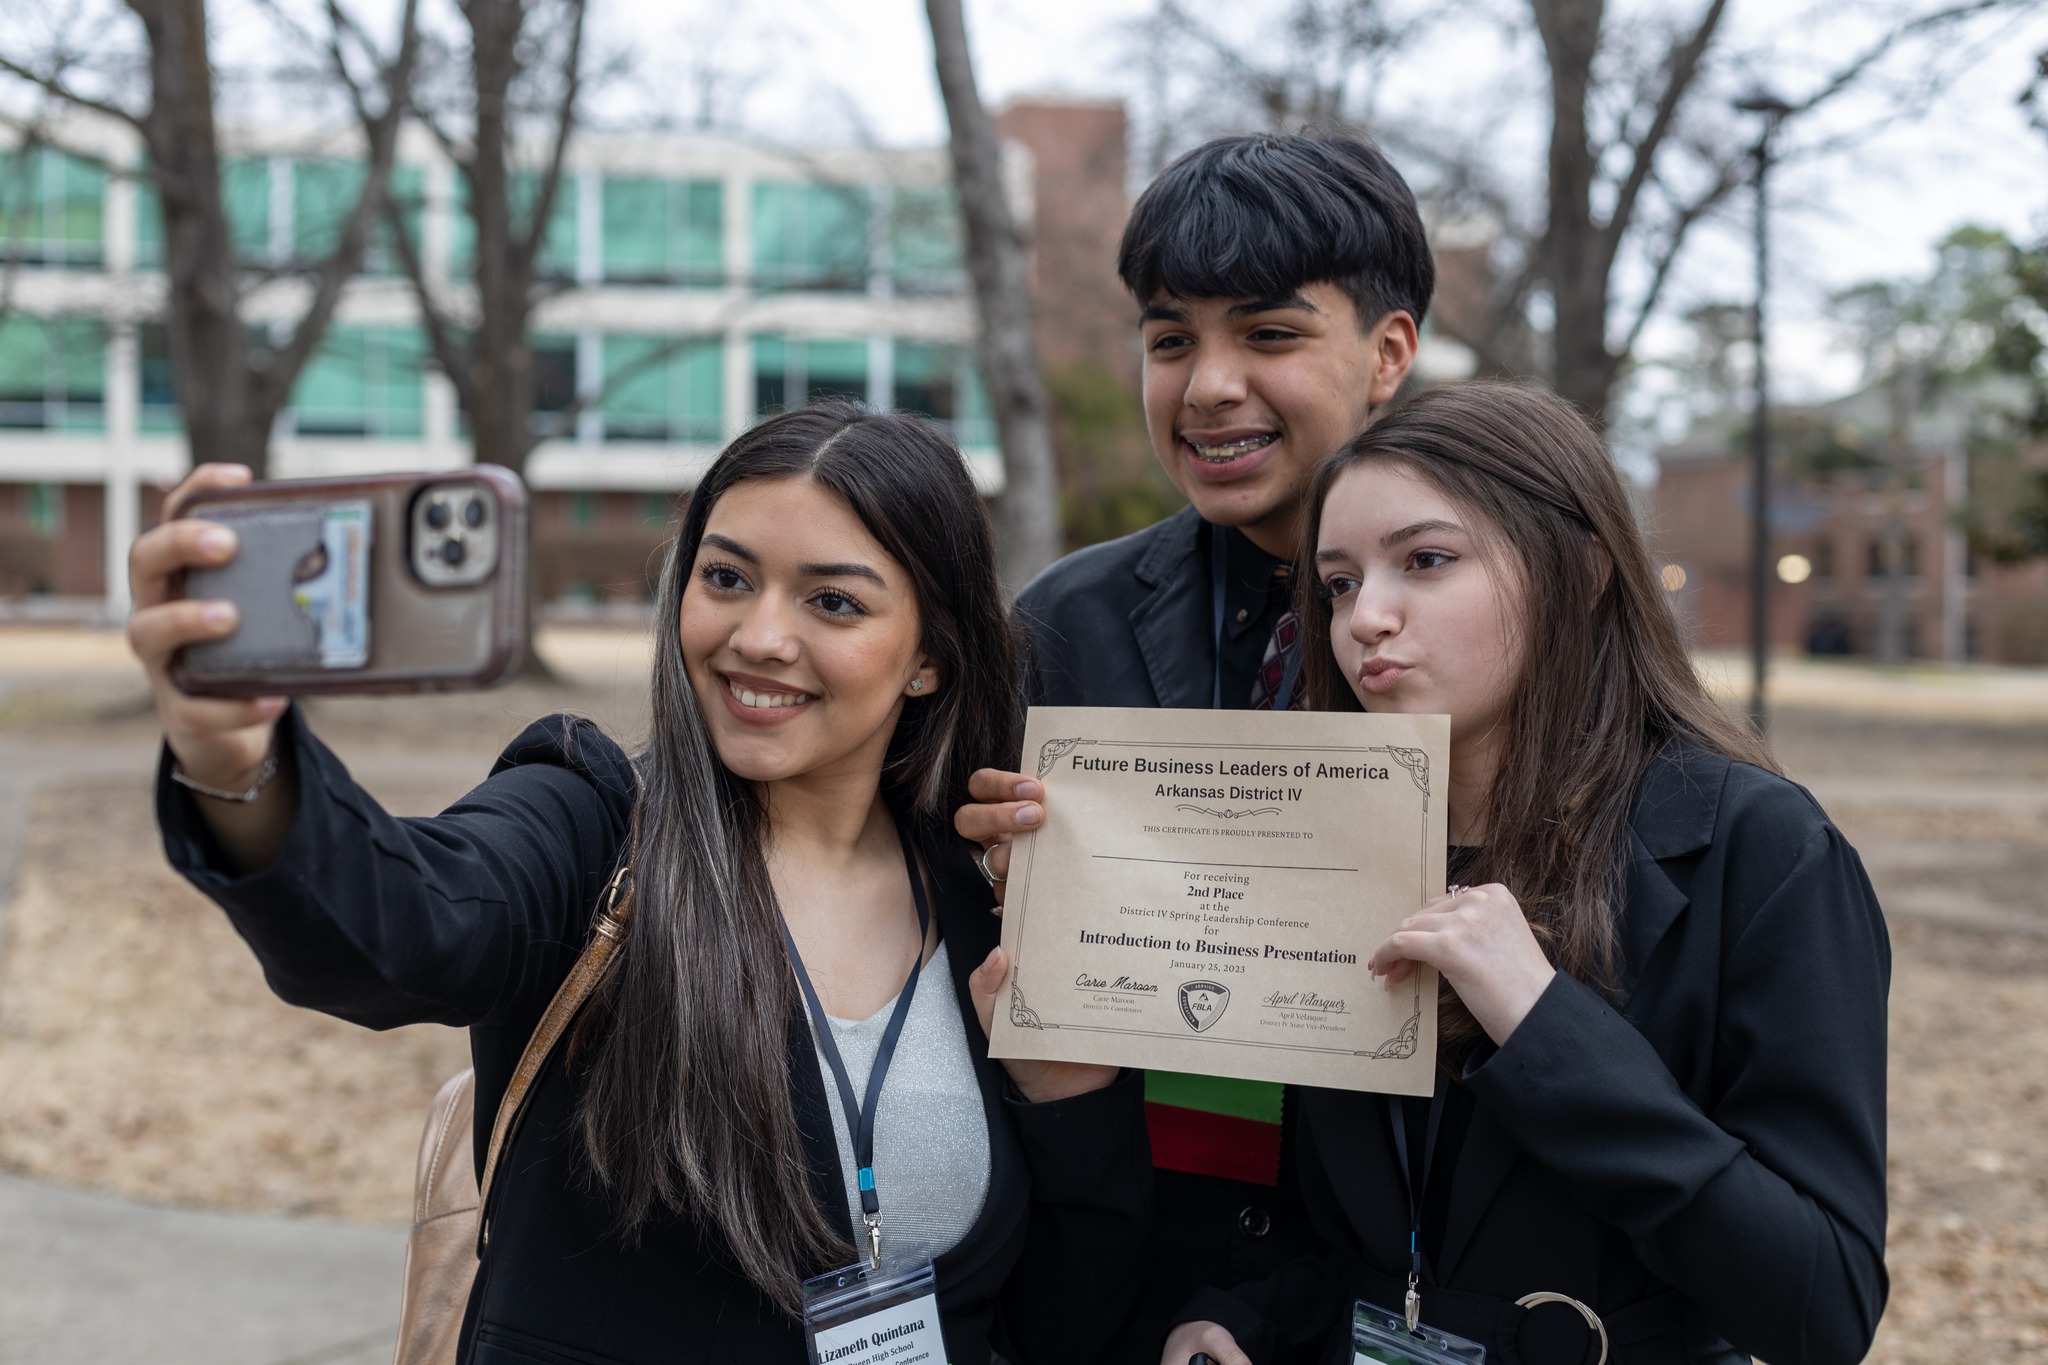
[1652,387,2048,666]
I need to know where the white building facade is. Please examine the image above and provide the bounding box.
[0,121,1004,617]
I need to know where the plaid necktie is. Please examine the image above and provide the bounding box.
[1249,607,1303,710]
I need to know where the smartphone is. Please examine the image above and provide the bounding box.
[170,467,529,697]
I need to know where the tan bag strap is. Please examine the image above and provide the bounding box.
[478,864,631,1208]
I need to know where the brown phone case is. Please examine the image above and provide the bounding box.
[169,467,529,697]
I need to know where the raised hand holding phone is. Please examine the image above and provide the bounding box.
[127,463,296,872]
[167,467,527,698]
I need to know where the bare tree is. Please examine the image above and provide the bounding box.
[0,0,421,478]
[294,0,589,485]
[1124,0,2045,425]
[1520,0,2042,422]
[304,0,591,673]
[1125,0,1442,177]
[924,0,1063,589]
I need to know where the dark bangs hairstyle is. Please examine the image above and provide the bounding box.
[1117,130,1436,331]
[576,402,1021,1314]
[1297,383,1774,1049]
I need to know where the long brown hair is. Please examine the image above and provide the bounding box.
[576,403,1021,1313]
[1297,382,1773,1046]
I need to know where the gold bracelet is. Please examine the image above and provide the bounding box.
[171,748,280,803]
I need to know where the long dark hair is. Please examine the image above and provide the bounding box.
[1298,382,1773,1047]
[576,402,1020,1313]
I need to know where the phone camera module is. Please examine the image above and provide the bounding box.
[412,482,498,588]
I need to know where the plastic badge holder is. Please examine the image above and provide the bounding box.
[803,1241,947,1365]
[1352,1299,1487,1365]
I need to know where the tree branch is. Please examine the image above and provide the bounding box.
[0,51,146,130]
[252,0,423,418]
[518,0,586,268]
[1616,156,1748,363]
[1600,0,1729,271]
[1786,0,2026,119]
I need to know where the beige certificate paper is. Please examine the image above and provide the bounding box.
[988,706,1447,1097]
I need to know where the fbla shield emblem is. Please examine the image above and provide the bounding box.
[1177,980,1231,1033]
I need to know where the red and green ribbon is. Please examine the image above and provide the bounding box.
[1144,1070,1285,1186]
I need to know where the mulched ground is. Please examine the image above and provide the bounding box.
[0,686,2041,1360]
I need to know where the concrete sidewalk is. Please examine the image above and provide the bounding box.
[0,1171,403,1365]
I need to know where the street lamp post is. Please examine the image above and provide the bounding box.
[1736,91,1792,736]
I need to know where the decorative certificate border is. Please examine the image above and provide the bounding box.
[1008,736,1432,1062]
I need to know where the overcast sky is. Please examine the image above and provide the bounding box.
[610,0,2048,418]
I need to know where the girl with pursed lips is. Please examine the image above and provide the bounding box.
[1165,383,1889,1365]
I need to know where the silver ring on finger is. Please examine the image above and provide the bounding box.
[1448,884,1469,901]
[977,843,1007,887]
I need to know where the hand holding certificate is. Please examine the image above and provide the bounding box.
[988,706,1449,1096]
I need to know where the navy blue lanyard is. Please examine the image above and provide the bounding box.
[1209,526,1301,712]
[1388,1088,1448,1326]
[780,822,932,1266]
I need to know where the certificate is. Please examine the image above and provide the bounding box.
[988,706,1447,1096]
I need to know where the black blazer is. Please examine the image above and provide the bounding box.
[1016,505,1327,1364]
[1017,505,1215,711]
[157,709,1151,1365]
[1179,741,1891,1365]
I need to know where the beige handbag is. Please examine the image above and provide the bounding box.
[392,869,631,1365]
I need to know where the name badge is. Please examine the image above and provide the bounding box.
[804,1243,947,1365]
[1351,1299,1485,1365]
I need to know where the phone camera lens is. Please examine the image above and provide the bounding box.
[441,536,467,567]
[425,500,452,530]
[463,496,487,528]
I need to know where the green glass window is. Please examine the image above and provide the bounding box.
[289,325,427,439]
[292,159,359,263]
[894,340,991,448]
[890,185,964,296]
[600,334,723,442]
[753,336,868,414]
[602,177,721,285]
[532,331,578,418]
[456,330,577,440]
[751,182,868,292]
[0,315,106,432]
[136,158,272,270]
[140,322,181,433]
[292,160,422,275]
[451,170,578,282]
[375,164,426,275]
[0,146,105,267]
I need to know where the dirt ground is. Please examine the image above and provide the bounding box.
[0,651,2043,1361]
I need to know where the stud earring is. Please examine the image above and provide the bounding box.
[910,679,924,692]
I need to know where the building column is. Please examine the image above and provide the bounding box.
[868,334,894,411]
[103,322,141,619]
[576,167,602,287]
[723,330,752,441]
[576,329,603,444]
[721,169,753,443]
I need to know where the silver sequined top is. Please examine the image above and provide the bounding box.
[811,941,992,1258]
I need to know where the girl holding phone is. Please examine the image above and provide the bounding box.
[129,403,1149,1365]
[1162,383,1889,1365]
